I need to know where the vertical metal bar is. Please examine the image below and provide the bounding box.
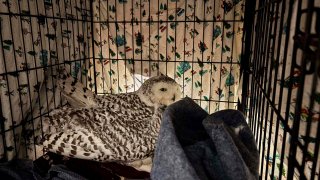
[140,0,143,78]
[84,0,90,88]
[7,0,29,157]
[250,1,261,141]
[73,0,83,83]
[105,0,113,93]
[26,0,44,148]
[157,0,160,76]
[298,2,317,176]
[90,0,97,94]
[97,0,104,93]
[300,55,318,177]
[17,0,37,159]
[253,80,260,143]
[199,1,206,108]
[131,0,136,90]
[69,0,78,82]
[0,17,18,157]
[288,0,314,178]
[122,0,127,93]
[208,0,216,113]
[0,96,7,162]
[227,5,234,109]
[191,0,195,101]
[217,0,226,111]
[0,15,8,160]
[253,0,264,141]
[261,1,277,178]
[276,0,296,178]
[254,1,268,176]
[43,0,57,112]
[259,0,274,176]
[48,0,60,108]
[148,0,151,77]
[115,0,121,93]
[165,0,168,76]
[63,0,72,75]
[310,106,320,179]
[35,0,52,146]
[267,0,283,178]
[58,0,68,103]
[182,0,187,99]
[258,84,267,177]
[173,0,177,80]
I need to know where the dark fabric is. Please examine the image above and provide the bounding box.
[48,165,87,180]
[34,152,150,180]
[0,158,87,180]
[63,158,150,180]
[203,109,259,180]
[183,140,228,180]
[0,159,43,180]
[151,97,259,180]
[0,152,150,180]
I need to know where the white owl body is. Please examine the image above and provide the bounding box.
[40,75,181,163]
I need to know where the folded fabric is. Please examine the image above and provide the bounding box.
[48,165,88,180]
[151,97,259,180]
[34,152,150,180]
[0,158,87,180]
[0,154,150,180]
[0,159,44,180]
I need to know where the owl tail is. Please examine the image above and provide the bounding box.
[42,131,98,160]
[56,67,98,108]
[42,131,113,161]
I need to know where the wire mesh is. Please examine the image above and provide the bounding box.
[0,0,243,163]
[241,0,320,179]
[0,0,318,179]
[0,0,93,162]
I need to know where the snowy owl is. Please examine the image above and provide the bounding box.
[38,75,181,164]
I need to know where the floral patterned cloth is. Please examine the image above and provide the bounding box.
[92,0,244,114]
[0,0,244,162]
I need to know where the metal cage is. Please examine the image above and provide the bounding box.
[241,0,320,179]
[0,0,319,179]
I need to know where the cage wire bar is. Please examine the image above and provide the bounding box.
[0,0,94,162]
[92,0,242,109]
[0,0,242,162]
[241,0,320,179]
[0,0,319,179]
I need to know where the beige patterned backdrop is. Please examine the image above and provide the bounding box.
[1,0,318,179]
[0,0,244,162]
[91,0,244,114]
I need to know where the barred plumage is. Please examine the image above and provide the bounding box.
[39,75,181,164]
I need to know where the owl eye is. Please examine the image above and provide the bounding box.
[160,88,167,92]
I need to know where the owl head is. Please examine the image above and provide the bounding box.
[137,75,182,108]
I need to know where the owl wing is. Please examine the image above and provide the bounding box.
[41,93,156,162]
[42,130,113,161]
[40,107,108,161]
[42,93,152,135]
[41,105,78,134]
[56,67,98,108]
[41,108,144,162]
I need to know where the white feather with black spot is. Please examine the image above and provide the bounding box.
[39,75,181,163]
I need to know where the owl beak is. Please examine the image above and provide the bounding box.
[160,104,167,110]
[171,95,176,101]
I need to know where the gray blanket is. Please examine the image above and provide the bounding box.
[151,97,259,180]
